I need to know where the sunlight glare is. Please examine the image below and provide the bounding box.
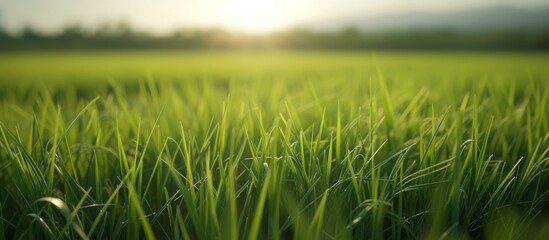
[224,0,285,33]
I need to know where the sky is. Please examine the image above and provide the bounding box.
[0,0,547,34]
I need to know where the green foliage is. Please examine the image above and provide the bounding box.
[0,52,548,239]
[1,26,548,51]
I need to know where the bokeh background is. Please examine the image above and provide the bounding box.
[0,0,548,51]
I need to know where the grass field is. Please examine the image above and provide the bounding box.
[1,51,548,239]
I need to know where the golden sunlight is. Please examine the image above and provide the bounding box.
[223,0,286,33]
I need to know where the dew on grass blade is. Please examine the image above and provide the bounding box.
[263,162,269,174]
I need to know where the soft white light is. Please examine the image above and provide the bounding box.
[223,0,284,33]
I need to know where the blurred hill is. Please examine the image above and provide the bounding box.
[0,5,548,51]
[306,6,549,32]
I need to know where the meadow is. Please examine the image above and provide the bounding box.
[0,51,548,239]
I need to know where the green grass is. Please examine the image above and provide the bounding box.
[0,51,548,239]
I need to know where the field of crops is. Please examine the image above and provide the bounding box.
[1,51,548,239]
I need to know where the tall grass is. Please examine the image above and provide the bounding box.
[0,52,548,239]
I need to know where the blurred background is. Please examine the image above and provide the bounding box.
[0,0,548,51]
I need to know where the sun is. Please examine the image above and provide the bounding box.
[224,0,285,33]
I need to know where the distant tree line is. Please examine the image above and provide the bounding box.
[0,24,548,51]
